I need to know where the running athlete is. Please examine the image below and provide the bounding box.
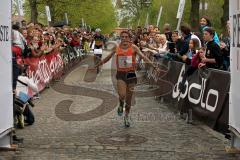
[94,31,158,127]
[93,28,105,73]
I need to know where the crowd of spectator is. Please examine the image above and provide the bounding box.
[112,16,230,97]
[124,16,230,72]
[12,22,109,65]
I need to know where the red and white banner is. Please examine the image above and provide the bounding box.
[24,51,64,95]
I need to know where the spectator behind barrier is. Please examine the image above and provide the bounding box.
[199,27,223,69]
[70,31,80,47]
[151,34,167,55]
[143,34,168,60]
[191,33,202,49]
[181,38,200,65]
[154,26,160,33]
[139,32,150,49]
[41,31,54,54]
[20,28,29,44]
[163,23,172,42]
[179,24,192,60]
[29,36,42,57]
[147,33,164,53]
[179,47,206,94]
[169,30,184,54]
[148,32,156,45]
[122,21,228,73]
[148,25,154,33]
[220,20,230,71]
[133,26,143,45]
[200,16,220,46]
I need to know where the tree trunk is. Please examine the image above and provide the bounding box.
[221,0,229,27]
[28,0,38,24]
[189,0,200,31]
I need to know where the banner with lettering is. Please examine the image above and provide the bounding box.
[145,56,230,134]
[24,51,64,94]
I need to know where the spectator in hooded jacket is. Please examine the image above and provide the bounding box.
[200,16,220,46]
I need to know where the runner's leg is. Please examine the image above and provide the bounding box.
[123,83,135,127]
[94,54,99,73]
[98,54,102,73]
[117,80,127,116]
[125,83,134,116]
[95,54,102,73]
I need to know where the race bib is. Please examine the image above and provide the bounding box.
[94,49,103,55]
[118,56,133,68]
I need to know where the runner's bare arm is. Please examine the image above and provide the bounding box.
[95,42,117,68]
[132,44,156,68]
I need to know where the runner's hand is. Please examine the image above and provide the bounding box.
[105,41,117,50]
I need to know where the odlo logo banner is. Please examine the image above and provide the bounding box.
[172,65,219,113]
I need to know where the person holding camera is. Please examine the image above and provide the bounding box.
[15,65,38,128]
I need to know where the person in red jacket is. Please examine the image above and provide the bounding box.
[70,31,80,47]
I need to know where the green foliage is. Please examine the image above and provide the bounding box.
[67,0,117,33]
[24,0,117,33]
[120,0,225,33]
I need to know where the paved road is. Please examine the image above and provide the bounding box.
[1,52,239,160]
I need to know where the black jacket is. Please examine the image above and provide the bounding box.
[205,40,223,69]
[179,34,192,56]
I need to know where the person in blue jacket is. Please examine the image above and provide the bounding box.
[200,16,220,46]
[178,25,192,60]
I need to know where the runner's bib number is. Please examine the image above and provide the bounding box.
[94,49,103,55]
[118,56,133,68]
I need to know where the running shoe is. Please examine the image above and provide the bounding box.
[117,102,124,116]
[124,115,130,128]
[117,105,124,116]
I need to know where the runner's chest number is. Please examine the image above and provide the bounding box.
[118,56,133,68]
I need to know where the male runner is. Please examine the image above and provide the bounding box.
[95,31,158,127]
[93,28,105,73]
